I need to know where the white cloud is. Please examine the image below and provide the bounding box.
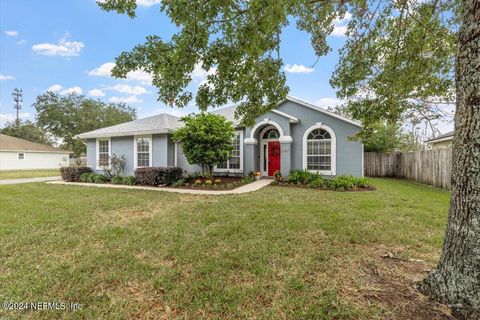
[136,0,161,7]
[16,39,27,45]
[332,12,352,37]
[0,74,15,81]
[191,62,217,82]
[46,85,82,95]
[4,30,18,37]
[88,62,152,85]
[110,84,149,95]
[109,95,143,104]
[32,38,84,56]
[315,97,343,109]
[47,84,63,92]
[284,64,314,74]
[88,88,106,97]
[61,86,83,95]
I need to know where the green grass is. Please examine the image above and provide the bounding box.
[0,169,60,180]
[0,178,450,319]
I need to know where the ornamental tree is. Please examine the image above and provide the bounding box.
[172,113,235,179]
[99,0,479,316]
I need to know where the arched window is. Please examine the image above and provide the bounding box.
[303,125,336,175]
[262,128,280,139]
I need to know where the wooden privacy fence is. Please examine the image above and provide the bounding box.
[364,148,452,190]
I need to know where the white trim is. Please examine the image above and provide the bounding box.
[426,136,454,144]
[361,143,364,177]
[244,138,258,145]
[302,123,336,175]
[279,136,293,144]
[284,95,362,127]
[133,135,153,169]
[174,142,178,167]
[76,129,173,139]
[272,109,299,123]
[17,152,25,160]
[96,138,111,170]
[248,118,285,141]
[214,130,244,173]
[259,125,281,176]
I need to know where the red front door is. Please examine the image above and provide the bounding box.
[268,141,281,176]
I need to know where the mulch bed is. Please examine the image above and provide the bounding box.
[167,176,250,190]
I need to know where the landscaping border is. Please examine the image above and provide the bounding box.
[46,179,273,195]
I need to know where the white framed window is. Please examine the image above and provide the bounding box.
[303,124,336,175]
[134,135,152,168]
[215,131,243,172]
[17,153,25,160]
[96,138,111,169]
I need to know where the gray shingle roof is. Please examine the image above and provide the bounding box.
[0,134,71,153]
[425,130,454,143]
[75,113,182,139]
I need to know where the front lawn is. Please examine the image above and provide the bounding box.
[0,178,451,319]
[0,169,60,180]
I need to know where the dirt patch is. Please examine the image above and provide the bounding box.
[357,249,455,319]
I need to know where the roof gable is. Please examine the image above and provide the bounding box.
[0,134,69,153]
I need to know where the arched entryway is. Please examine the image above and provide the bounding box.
[259,126,281,176]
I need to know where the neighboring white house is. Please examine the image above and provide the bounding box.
[0,134,71,170]
[425,130,454,149]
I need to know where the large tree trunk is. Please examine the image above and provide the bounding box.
[419,1,480,318]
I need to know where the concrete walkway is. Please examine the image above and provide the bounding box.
[0,176,62,185]
[47,179,273,195]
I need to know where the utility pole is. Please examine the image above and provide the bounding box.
[12,88,23,126]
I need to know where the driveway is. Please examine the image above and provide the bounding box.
[0,176,62,185]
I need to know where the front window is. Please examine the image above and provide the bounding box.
[216,132,242,171]
[136,137,151,167]
[98,140,109,166]
[306,128,332,171]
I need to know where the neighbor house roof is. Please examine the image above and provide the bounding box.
[75,113,182,139]
[425,130,454,143]
[0,134,70,153]
[76,96,361,139]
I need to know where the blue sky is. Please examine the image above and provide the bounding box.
[0,0,353,128]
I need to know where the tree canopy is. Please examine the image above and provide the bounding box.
[1,120,53,146]
[172,113,235,178]
[34,92,136,156]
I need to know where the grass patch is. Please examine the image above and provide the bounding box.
[0,178,451,319]
[0,169,60,180]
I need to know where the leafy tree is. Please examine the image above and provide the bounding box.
[100,0,479,316]
[172,113,235,179]
[34,92,136,158]
[1,120,53,146]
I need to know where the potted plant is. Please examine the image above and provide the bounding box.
[254,171,261,180]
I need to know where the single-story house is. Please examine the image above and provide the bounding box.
[425,130,454,149]
[0,134,71,170]
[76,96,364,177]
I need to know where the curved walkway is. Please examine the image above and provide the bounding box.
[47,179,273,195]
[0,176,61,185]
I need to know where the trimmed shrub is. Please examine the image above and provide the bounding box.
[134,167,183,186]
[61,166,92,182]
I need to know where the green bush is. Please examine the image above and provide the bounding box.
[123,176,136,185]
[134,167,183,186]
[286,170,320,184]
[308,176,328,188]
[93,174,108,184]
[241,175,254,184]
[111,176,124,185]
[329,175,370,190]
[172,179,186,187]
[80,172,94,183]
